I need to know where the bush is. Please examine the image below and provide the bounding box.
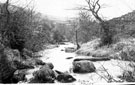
[118,70,135,82]
[24,34,47,52]
[120,45,135,61]
[100,21,115,46]
[52,30,65,43]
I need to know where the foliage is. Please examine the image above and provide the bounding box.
[78,11,100,43]
[0,1,54,52]
[99,21,116,46]
[52,30,65,43]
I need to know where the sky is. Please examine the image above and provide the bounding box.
[1,0,135,20]
[35,0,135,20]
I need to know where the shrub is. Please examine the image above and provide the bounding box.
[120,45,135,61]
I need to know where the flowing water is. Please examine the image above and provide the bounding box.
[23,42,132,84]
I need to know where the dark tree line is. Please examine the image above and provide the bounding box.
[0,0,66,52]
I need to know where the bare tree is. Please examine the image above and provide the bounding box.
[80,0,114,46]
[78,11,100,43]
[68,19,80,49]
[83,0,102,22]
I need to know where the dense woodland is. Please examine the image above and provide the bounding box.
[1,0,135,84]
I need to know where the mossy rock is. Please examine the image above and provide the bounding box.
[73,60,96,73]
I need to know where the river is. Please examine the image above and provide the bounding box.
[23,42,132,84]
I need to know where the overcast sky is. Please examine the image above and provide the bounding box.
[1,0,135,20]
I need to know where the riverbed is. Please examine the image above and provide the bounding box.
[23,42,132,84]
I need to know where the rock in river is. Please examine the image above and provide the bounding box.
[11,70,27,83]
[29,65,55,83]
[73,60,96,73]
[55,70,76,83]
[40,62,54,70]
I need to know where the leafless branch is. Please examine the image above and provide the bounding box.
[83,0,103,22]
[96,0,100,14]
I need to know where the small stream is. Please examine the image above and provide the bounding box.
[22,42,132,84]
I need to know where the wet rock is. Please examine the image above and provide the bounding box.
[55,70,76,83]
[56,74,76,83]
[13,60,34,70]
[46,63,54,69]
[40,62,54,70]
[65,47,76,53]
[66,57,73,59]
[34,59,45,65]
[76,51,91,56]
[61,49,64,51]
[73,60,96,73]
[73,57,111,62]
[29,65,55,83]
[11,70,27,83]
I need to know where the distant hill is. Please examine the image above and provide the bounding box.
[109,10,135,38]
[110,10,135,24]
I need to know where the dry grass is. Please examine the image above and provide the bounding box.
[76,38,135,60]
[76,37,135,83]
[76,38,114,57]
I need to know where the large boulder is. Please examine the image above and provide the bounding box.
[4,49,34,70]
[29,65,55,83]
[73,60,96,73]
[0,48,17,83]
[11,70,27,83]
[55,70,76,83]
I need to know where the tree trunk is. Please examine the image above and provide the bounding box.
[94,14,113,46]
[75,30,80,49]
[100,21,113,46]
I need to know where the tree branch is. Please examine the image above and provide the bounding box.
[96,0,100,14]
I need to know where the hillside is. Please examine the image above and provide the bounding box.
[109,10,135,38]
[110,10,135,23]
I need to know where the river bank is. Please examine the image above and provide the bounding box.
[21,41,134,84]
